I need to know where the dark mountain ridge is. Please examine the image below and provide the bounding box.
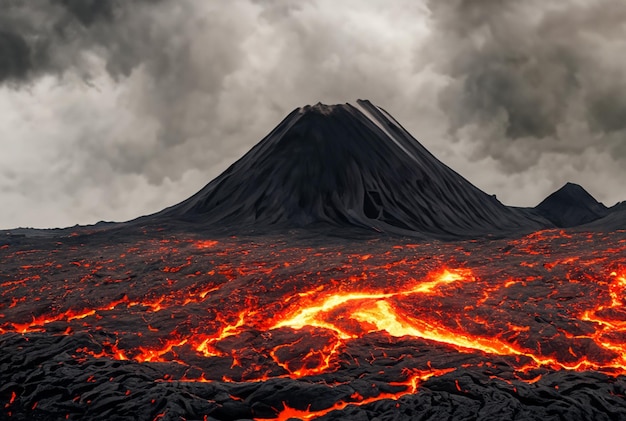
[535,182,609,228]
[154,100,549,238]
[582,200,626,231]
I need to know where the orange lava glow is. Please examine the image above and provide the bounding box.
[2,229,626,419]
[255,367,456,421]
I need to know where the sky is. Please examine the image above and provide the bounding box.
[1,0,626,229]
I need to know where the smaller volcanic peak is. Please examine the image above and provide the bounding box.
[535,182,609,228]
[612,201,626,213]
[584,200,626,230]
[156,100,547,237]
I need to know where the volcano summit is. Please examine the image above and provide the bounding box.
[156,100,548,238]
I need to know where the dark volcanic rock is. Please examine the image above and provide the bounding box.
[154,100,548,238]
[2,333,625,421]
[583,201,626,231]
[535,182,609,228]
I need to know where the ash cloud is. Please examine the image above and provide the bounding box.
[427,0,626,173]
[0,0,117,83]
[0,0,251,181]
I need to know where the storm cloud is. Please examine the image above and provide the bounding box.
[0,0,625,228]
[0,0,116,82]
[428,0,626,171]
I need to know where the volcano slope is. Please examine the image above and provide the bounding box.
[2,102,626,421]
[155,100,548,238]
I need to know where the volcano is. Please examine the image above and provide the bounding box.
[584,201,626,231]
[535,182,609,228]
[156,100,548,238]
[2,101,626,421]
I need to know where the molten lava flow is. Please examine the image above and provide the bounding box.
[271,268,472,337]
[195,311,247,357]
[2,230,626,419]
[578,269,626,371]
[255,367,456,421]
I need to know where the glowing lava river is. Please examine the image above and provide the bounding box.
[1,226,626,420]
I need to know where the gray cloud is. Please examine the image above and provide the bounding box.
[427,0,626,171]
[0,0,625,229]
[1,0,251,181]
[0,0,118,83]
[0,29,31,81]
[54,0,115,26]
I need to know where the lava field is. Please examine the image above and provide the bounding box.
[1,226,626,420]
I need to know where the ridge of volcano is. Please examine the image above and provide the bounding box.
[156,100,548,238]
[583,200,626,231]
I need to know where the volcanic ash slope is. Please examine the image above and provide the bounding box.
[157,100,549,238]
